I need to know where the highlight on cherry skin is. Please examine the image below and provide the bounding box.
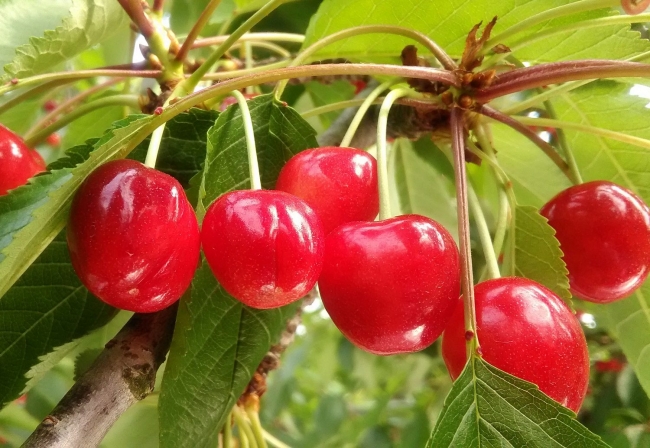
[201,189,325,309]
[441,277,590,413]
[0,124,46,196]
[540,180,650,303]
[318,214,460,355]
[275,147,379,234]
[67,159,201,313]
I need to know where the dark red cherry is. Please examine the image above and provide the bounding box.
[318,215,460,355]
[540,180,650,303]
[275,147,379,234]
[0,125,46,195]
[442,277,590,413]
[67,159,200,313]
[201,190,324,309]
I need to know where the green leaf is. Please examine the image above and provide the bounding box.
[427,357,608,447]
[390,138,458,240]
[515,206,570,300]
[492,122,572,208]
[60,103,125,150]
[2,0,128,80]
[0,114,154,300]
[0,233,115,406]
[551,81,650,203]
[159,94,318,448]
[588,283,650,400]
[302,0,648,63]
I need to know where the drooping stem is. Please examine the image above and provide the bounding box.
[0,80,71,118]
[483,0,618,53]
[377,88,413,219]
[228,40,291,58]
[24,95,140,147]
[340,80,398,148]
[231,90,261,190]
[144,124,166,168]
[245,403,268,448]
[274,25,456,100]
[232,407,258,448]
[223,413,233,448]
[244,42,255,95]
[478,105,577,183]
[541,100,583,185]
[180,0,291,97]
[192,32,305,49]
[468,187,501,279]
[175,0,223,63]
[22,306,177,448]
[450,107,479,350]
[475,60,650,102]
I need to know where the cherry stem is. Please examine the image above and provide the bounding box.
[475,60,650,102]
[260,429,291,448]
[175,0,223,63]
[232,407,258,448]
[25,78,125,138]
[180,0,291,97]
[153,0,165,14]
[377,88,413,219]
[0,80,70,118]
[482,0,618,54]
[230,90,261,190]
[223,413,233,448]
[478,105,576,183]
[244,42,255,95]
[229,40,291,58]
[468,186,501,279]
[340,80,398,148]
[244,405,268,448]
[192,32,305,49]
[203,60,290,80]
[144,125,166,168]
[274,24,457,100]
[450,107,479,348]
[117,0,155,37]
[24,94,140,147]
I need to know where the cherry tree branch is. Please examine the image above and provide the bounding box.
[117,0,155,37]
[23,306,177,448]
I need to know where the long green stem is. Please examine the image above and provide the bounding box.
[377,88,413,219]
[274,25,456,100]
[233,407,258,448]
[223,413,233,448]
[144,125,166,168]
[483,0,618,53]
[0,69,160,97]
[261,429,291,448]
[229,40,291,58]
[202,60,290,80]
[450,107,479,351]
[181,0,291,96]
[340,80,398,148]
[0,80,71,118]
[192,32,305,49]
[468,187,501,279]
[515,115,650,150]
[175,0,223,62]
[231,90,261,190]
[24,95,139,146]
[245,407,268,448]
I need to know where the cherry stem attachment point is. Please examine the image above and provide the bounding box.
[377,88,413,220]
[450,107,479,352]
[340,80,399,148]
[230,90,261,190]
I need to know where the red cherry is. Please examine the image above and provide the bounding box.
[275,147,379,234]
[622,0,650,15]
[67,159,200,313]
[540,181,650,303]
[201,190,325,309]
[0,125,46,195]
[442,277,590,413]
[318,215,460,355]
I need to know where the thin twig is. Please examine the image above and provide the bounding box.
[117,0,155,37]
[175,0,223,62]
[478,105,576,184]
[23,306,178,448]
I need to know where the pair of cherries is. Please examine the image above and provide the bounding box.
[201,146,461,355]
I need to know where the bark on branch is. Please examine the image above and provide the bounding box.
[22,306,177,448]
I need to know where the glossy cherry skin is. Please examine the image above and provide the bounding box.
[0,125,46,195]
[318,215,460,355]
[201,190,325,309]
[275,147,379,234]
[67,159,200,313]
[442,277,590,413]
[540,180,650,303]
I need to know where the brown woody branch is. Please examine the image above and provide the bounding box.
[23,306,177,448]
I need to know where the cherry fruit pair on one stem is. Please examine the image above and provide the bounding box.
[0,125,46,195]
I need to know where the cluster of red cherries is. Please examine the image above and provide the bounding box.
[3,120,650,414]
